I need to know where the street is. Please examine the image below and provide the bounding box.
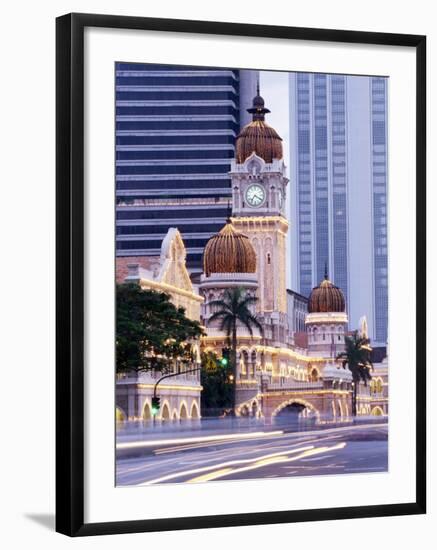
[116,422,388,485]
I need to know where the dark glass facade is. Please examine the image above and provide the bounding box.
[115,63,255,271]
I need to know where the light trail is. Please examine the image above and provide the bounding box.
[117,430,284,450]
[117,424,387,485]
[299,454,335,462]
[153,431,335,455]
[139,445,316,485]
[153,434,285,455]
[118,433,351,478]
[187,443,347,483]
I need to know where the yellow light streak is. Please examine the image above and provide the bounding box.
[140,445,315,486]
[187,443,347,483]
[187,468,234,483]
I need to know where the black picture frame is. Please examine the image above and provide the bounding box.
[56,12,426,537]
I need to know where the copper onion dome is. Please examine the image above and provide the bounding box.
[203,220,257,276]
[235,84,283,164]
[308,268,346,313]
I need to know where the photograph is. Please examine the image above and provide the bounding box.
[114,63,389,486]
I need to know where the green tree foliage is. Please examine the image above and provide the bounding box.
[116,284,204,374]
[200,351,233,416]
[208,287,263,414]
[336,330,374,416]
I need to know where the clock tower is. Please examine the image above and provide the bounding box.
[230,88,289,340]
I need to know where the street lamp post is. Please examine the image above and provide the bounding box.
[151,366,201,423]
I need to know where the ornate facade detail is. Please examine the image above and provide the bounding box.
[116,228,203,421]
[197,88,388,422]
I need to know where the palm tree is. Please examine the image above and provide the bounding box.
[208,287,263,415]
[336,331,373,417]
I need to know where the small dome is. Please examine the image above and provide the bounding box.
[203,221,257,276]
[308,276,346,313]
[235,88,283,164]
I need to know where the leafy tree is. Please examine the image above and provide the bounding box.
[116,284,204,374]
[200,351,233,416]
[208,287,263,414]
[336,330,374,416]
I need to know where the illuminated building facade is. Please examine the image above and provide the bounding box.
[199,90,388,421]
[115,87,389,424]
[115,228,204,422]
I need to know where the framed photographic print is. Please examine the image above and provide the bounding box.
[56,13,426,536]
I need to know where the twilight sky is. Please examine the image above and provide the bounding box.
[260,70,293,287]
[260,71,290,170]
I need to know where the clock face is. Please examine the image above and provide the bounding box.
[245,184,266,208]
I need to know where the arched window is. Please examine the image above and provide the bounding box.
[180,402,188,420]
[310,368,319,382]
[191,401,200,419]
[247,159,261,175]
[161,403,171,421]
[116,407,126,423]
[142,402,152,421]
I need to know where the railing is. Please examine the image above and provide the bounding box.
[203,328,261,339]
[201,272,258,281]
[266,380,324,391]
[117,197,229,208]
[116,369,200,385]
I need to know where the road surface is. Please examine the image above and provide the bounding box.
[116,422,388,486]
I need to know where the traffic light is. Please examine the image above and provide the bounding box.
[220,348,230,367]
[151,396,161,416]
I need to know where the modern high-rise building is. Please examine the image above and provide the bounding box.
[115,63,258,275]
[289,73,388,344]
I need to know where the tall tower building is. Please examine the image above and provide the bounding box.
[115,63,258,274]
[289,73,388,344]
[230,90,289,344]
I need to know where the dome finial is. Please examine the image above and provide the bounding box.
[235,82,283,163]
[247,82,271,122]
[324,261,328,280]
[226,200,232,223]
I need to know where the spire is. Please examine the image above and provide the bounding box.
[247,81,271,122]
[226,200,232,223]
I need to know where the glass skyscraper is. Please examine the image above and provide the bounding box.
[289,73,388,344]
[115,63,257,274]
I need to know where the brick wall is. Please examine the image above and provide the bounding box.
[115,256,159,284]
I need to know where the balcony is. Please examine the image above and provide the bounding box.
[116,369,201,386]
[266,379,324,392]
